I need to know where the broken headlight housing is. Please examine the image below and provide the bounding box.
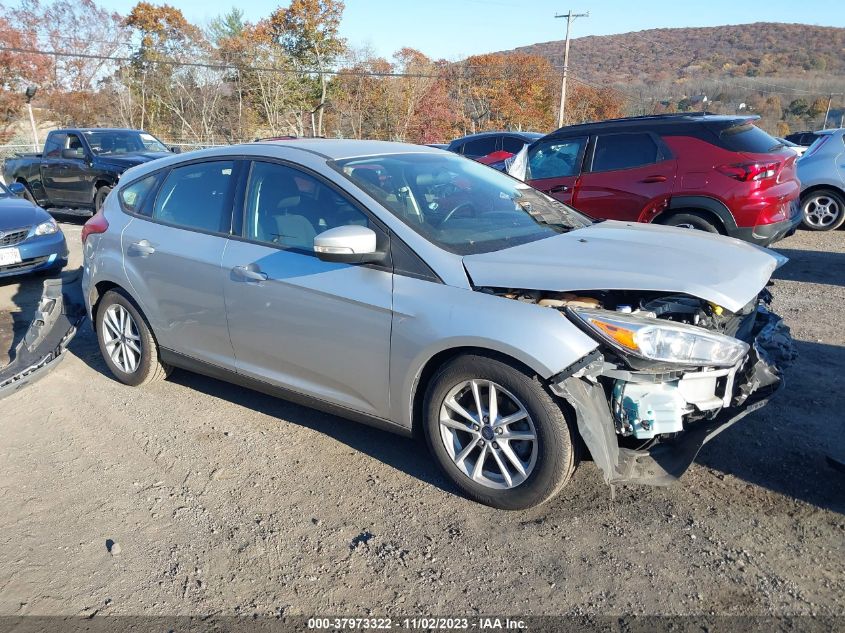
[569,308,749,368]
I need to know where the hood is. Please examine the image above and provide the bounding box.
[98,151,171,169]
[462,221,784,313]
[0,197,50,230]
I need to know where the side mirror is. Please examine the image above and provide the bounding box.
[7,182,26,197]
[169,145,182,154]
[313,225,384,264]
[61,148,85,160]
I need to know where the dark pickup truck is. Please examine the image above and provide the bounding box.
[2,128,175,212]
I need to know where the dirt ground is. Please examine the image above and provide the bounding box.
[0,219,843,619]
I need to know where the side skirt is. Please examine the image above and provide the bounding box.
[159,348,413,438]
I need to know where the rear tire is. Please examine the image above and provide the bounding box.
[95,289,170,386]
[801,189,845,231]
[423,354,577,510]
[662,211,721,234]
[94,185,112,213]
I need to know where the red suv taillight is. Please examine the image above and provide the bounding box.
[81,209,109,243]
[716,161,782,182]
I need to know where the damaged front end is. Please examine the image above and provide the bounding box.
[485,287,795,486]
[0,272,86,400]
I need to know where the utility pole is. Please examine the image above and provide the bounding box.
[24,86,38,152]
[822,94,832,129]
[555,9,589,128]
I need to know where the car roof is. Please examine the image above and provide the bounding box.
[57,128,152,134]
[251,138,442,160]
[543,113,759,138]
[816,128,844,136]
[451,131,543,142]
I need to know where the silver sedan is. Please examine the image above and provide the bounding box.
[81,140,793,509]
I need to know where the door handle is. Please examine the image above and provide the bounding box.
[232,264,268,282]
[640,175,667,183]
[128,240,155,256]
[547,184,569,194]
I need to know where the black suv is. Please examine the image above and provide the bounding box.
[784,131,822,147]
[447,131,544,162]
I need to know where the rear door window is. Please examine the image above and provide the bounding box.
[527,136,587,179]
[461,137,498,158]
[43,133,67,159]
[591,133,660,172]
[502,136,529,153]
[717,123,783,153]
[119,174,160,216]
[153,161,237,233]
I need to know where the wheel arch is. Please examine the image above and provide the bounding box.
[91,177,117,203]
[408,345,551,440]
[800,183,845,202]
[653,195,736,232]
[89,279,143,332]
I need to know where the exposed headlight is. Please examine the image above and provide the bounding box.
[569,308,749,367]
[34,219,59,236]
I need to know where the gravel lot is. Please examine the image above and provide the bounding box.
[0,219,843,618]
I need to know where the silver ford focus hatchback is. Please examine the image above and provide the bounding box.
[81,140,793,509]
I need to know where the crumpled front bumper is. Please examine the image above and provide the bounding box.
[0,271,86,400]
[552,307,796,486]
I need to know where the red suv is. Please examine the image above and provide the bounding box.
[523,114,801,246]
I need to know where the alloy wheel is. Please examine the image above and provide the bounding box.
[803,195,842,229]
[438,379,538,489]
[101,304,142,374]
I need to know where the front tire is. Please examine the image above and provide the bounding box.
[423,354,577,510]
[95,289,170,386]
[801,189,845,231]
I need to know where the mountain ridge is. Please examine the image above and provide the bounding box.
[500,22,845,85]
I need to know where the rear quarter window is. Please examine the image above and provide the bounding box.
[119,174,160,216]
[716,123,783,154]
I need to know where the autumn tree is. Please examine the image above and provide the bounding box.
[16,0,127,125]
[808,97,828,119]
[451,53,558,133]
[265,0,345,136]
[788,98,809,117]
[564,82,627,124]
[0,13,51,126]
[120,2,219,138]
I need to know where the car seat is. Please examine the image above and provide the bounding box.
[255,173,316,249]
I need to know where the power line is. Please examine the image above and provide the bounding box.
[0,44,606,84]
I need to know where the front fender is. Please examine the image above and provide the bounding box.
[389,275,599,429]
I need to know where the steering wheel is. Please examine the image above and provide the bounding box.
[440,201,477,225]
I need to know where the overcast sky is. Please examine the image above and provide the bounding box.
[107,0,843,61]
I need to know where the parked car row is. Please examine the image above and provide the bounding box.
[0,118,827,510]
[443,115,845,237]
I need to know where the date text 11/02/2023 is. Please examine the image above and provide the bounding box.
[307,617,527,630]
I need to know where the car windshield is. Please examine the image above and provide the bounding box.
[84,131,168,155]
[332,153,590,255]
[0,183,11,198]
